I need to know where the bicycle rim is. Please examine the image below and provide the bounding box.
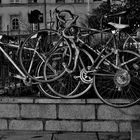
[19,29,61,82]
[36,61,60,98]
[46,49,93,98]
[94,50,140,108]
[43,38,72,82]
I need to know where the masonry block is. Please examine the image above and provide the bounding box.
[0,104,19,118]
[53,133,97,140]
[119,122,132,132]
[59,105,95,120]
[21,104,56,119]
[86,99,103,104]
[0,119,7,129]
[9,120,43,131]
[0,97,139,133]
[0,97,33,103]
[35,99,86,104]
[98,105,140,120]
[45,120,81,131]
[83,121,118,132]
[132,121,140,131]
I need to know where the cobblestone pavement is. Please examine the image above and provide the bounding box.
[0,132,131,140]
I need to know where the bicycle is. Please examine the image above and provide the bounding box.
[43,10,140,108]
[0,33,60,96]
[19,12,74,98]
[23,8,80,98]
[38,8,93,98]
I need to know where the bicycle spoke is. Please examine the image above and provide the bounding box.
[94,50,140,108]
[19,29,61,82]
[120,57,138,67]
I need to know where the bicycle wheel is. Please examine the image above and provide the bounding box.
[36,61,60,98]
[43,38,72,82]
[46,49,94,98]
[19,29,61,82]
[94,50,140,108]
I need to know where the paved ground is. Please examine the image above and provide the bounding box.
[0,131,131,140]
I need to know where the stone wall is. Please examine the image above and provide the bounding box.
[0,97,139,133]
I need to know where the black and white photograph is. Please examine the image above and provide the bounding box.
[0,0,140,139]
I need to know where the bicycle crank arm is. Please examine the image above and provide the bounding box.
[13,74,26,80]
[13,74,32,86]
[80,69,94,84]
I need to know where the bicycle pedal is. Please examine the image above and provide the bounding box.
[73,76,80,79]
[103,61,110,65]
[52,57,61,60]
[13,75,25,80]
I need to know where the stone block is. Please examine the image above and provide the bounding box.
[83,121,118,132]
[98,105,140,120]
[119,122,132,132]
[45,120,81,131]
[35,99,86,104]
[9,120,43,131]
[0,104,19,118]
[59,105,95,120]
[0,119,7,129]
[21,104,56,119]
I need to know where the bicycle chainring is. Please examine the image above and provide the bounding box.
[80,68,93,84]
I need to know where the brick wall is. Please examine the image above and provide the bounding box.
[0,97,139,132]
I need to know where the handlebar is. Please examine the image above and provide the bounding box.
[53,8,78,25]
[54,8,75,19]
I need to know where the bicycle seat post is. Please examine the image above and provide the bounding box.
[119,16,121,24]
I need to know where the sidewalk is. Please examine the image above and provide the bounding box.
[0,131,131,140]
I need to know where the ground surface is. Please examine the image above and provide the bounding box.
[0,132,131,140]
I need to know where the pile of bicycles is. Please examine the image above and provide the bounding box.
[1,8,140,108]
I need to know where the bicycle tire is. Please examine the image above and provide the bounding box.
[46,49,94,98]
[43,38,72,82]
[93,50,140,108]
[36,61,60,98]
[19,29,61,82]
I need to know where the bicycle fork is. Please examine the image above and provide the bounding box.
[63,39,80,73]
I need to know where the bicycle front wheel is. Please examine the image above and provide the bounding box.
[19,29,61,82]
[46,49,94,98]
[94,50,140,108]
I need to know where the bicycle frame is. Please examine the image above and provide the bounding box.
[0,40,45,85]
[123,32,140,52]
[64,26,118,73]
[0,43,26,78]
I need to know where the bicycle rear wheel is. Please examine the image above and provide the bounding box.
[46,49,94,98]
[19,29,61,82]
[43,38,72,82]
[36,61,60,98]
[94,50,140,108]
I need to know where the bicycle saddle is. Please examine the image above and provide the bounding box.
[108,22,129,30]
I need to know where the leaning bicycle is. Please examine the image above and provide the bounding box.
[43,10,140,108]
